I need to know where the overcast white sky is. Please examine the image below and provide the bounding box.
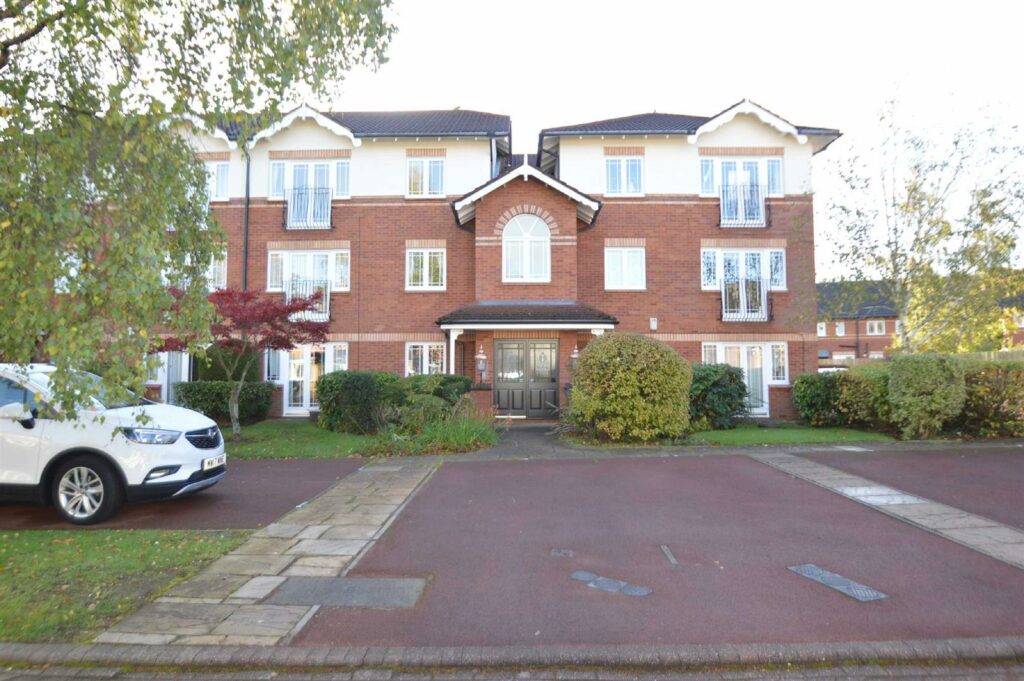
[328,0,1024,279]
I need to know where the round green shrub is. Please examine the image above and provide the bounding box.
[173,381,274,425]
[690,363,747,430]
[888,354,965,439]
[567,334,692,442]
[959,361,1024,438]
[837,364,893,431]
[792,372,841,426]
[317,370,397,434]
[381,374,472,408]
[394,393,451,434]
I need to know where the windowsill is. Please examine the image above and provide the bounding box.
[405,194,447,200]
[605,287,647,292]
[405,287,447,292]
[502,280,552,285]
[603,193,645,199]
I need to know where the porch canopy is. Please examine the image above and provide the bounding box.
[437,301,618,375]
[437,300,618,331]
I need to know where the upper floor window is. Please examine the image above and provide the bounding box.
[408,158,444,197]
[267,250,350,292]
[604,247,646,290]
[605,157,643,195]
[699,157,783,197]
[835,321,846,337]
[206,162,229,201]
[208,254,227,290]
[700,248,786,290]
[817,322,827,337]
[269,160,349,199]
[502,214,550,283]
[866,319,886,336]
[406,248,446,291]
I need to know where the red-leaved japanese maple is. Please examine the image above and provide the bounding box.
[163,288,328,439]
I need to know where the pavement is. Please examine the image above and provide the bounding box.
[0,459,363,530]
[2,430,1024,677]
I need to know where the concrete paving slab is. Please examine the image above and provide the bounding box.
[228,576,286,600]
[206,554,296,576]
[287,539,366,556]
[107,603,235,636]
[264,577,425,608]
[164,573,249,600]
[210,605,310,637]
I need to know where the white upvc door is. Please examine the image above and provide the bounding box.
[722,344,769,416]
[282,344,347,416]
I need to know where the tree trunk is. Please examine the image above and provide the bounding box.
[229,380,244,441]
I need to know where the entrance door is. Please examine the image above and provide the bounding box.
[494,340,559,418]
[722,344,768,416]
[283,344,345,416]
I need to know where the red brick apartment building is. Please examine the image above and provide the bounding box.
[816,281,899,366]
[149,100,841,419]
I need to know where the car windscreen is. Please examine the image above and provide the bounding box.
[28,371,145,410]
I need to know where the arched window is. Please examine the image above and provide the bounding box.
[502,214,551,283]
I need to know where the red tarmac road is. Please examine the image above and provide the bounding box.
[806,447,1024,529]
[295,456,1024,648]
[0,458,363,530]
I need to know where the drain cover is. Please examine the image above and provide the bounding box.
[789,564,887,602]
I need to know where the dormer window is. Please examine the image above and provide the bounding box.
[605,156,643,195]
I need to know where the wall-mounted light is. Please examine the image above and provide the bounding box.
[475,344,488,382]
[569,344,580,371]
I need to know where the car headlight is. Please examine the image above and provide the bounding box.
[121,427,181,445]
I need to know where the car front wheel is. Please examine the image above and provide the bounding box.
[51,455,124,525]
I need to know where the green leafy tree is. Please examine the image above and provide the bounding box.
[0,0,394,416]
[826,102,1024,354]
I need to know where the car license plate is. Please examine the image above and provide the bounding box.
[202,454,226,471]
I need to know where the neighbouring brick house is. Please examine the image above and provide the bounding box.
[151,100,841,419]
[816,281,900,366]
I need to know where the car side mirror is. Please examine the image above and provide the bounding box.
[0,402,35,428]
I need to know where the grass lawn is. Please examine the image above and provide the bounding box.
[694,422,895,446]
[0,529,247,642]
[225,419,373,459]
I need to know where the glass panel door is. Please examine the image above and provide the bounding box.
[720,161,738,221]
[722,252,741,315]
[741,160,762,222]
[746,346,766,412]
[287,348,305,409]
[312,164,330,225]
[309,346,325,408]
[290,164,309,226]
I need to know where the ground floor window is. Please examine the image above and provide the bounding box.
[266,343,349,414]
[700,341,788,416]
[406,342,445,376]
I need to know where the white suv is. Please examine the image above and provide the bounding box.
[0,364,226,525]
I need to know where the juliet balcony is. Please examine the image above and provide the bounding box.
[719,184,770,228]
[285,187,332,230]
[286,278,331,320]
[720,277,772,322]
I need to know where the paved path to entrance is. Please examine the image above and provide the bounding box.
[803,446,1024,530]
[95,460,435,646]
[294,456,1024,648]
[0,459,364,530]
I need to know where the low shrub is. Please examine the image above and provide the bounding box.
[392,393,452,434]
[381,374,471,408]
[959,361,1024,438]
[174,381,274,425]
[888,354,965,440]
[317,370,398,434]
[837,364,893,431]
[567,334,692,442]
[689,363,748,430]
[366,412,500,456]
[792,372,841,426]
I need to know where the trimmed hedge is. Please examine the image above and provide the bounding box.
[793,372,841,426]
[960,361,1024,437]
[888,354,965,440]
[837,364,892,431]
[173,381,274,425]
[317,370,398,434]
[690,363,747,430]
[568,334,692,442]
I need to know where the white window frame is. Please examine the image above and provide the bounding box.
[700,342,789,385]
[268,160,348,200]
[405,342,445,376]
[769,342,789,383]
[817,322,827,337]
[833,352,855,361]
[335,160,351,199]
[208,253,227,290]
[266,250,350,292]
[866,319,886,336]
[868,351,885,359]
[698,157,783,197]
[835,321,846,337]
[604,156,644,196]
[405,248,447,291]
[604,247,646,290]
[699,248,787,291]
[407,158,445,198]
[502,214,551,284]
[207,162,230,201]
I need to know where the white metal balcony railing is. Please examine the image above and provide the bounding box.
[286,187,332,230]
[720,278,771,322]
[719,184,768,228]
[285,278,331,320]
